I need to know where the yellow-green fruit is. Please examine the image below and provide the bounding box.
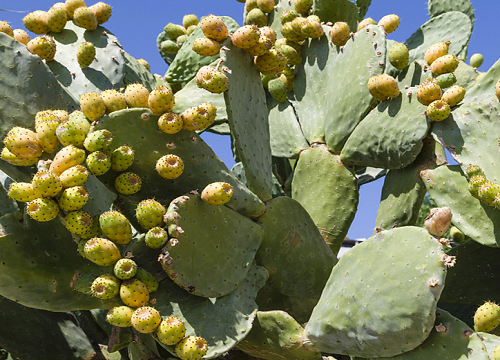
[0,21,14,37]
[492,344,500,360]
[200,14,228,41]
[88,2,112,24]
[244,35,272,56]
[148,86,175,116]
[182,14,198,29]
[416,80,442,106]
[388,42,409,70]
[84,237,121,266]
[64,210,94,235]
[201,182,233,205]
[157,317,186,345]
[58,186,89,211]
[35,111,60,154]
[8,182,38,202]
[1,147,39,166]
[65,0,87,19]
[111,145,135,171]
[114,258,138,280]
[469,53,484,68]
[13,29,30,45]
[156,154,184,179]
[424,41,450,65]
[478,181,500,207]
[181,106,211,131]
[114,172,142,195]
[26,198,59,222]
[27,35,57,61]
[86,151,112,176]
[91,274,120,299]
[357,18,376,31]
[73,7,98,31]
[32,170,63,198]
[370,74,399,99]
[431,54,459,76]
[124,83,150,108]
[99,210,133,245]
[47,6,68,33]
[100,89,128,113]
[59,165,89,188]
[137,58,150,72]
[378,14,400,34]
[23,11,49,35]
[131,307,161,334]
[158,112,183,134]
[106,306,134,327]
[76,41,96,69]
[175,336,208,360]
[120,278,150,308]
[294,0,313,15]
[301,16,324,39]
[3,127,42,159]
[473,301,500,332]
[329,22,351,47]
[442,85,466,107]
[496,78,500,102]
[426,100,450,122]
[245,8,268,27]
[231,25,260,49]
[192,37,221,56]
[257,0,275,13]
[80,92,106,121]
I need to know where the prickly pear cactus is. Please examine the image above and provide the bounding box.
[1,0,499,359]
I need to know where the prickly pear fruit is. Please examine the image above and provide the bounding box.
[424,207,452,237]
[200,15,228,41]
[68,110,91,133]
[416,79,442,106]
[73,6,98,30]
[367,76,388,101]
[329,22,350,46]
[99,210,133,245]
[26,198,59,222]
[280,9,299,24]
[254,48,286,74]
[86,151,111,176]
[135,267,159,293]
[157,317,186,345]
[1,147,39,166]
[192,37,221,56]
[368,74,399,100]
[91,274,120,299]
[232,25,260,49]
[88,2,112,24]
[245,35,273,57]
[492,344,500,360]
[148,86,175,116]
[50,145,86,175]
[59,165,89,188]
[245,8,267,27]
[120,278,150,308]
[80,92,106,121]
[145,227,168,249]
[47,6,67,33]
[442,85,466,107]
[31,170,62,198]
[468,53,483,68]
[64,210,94,235]
[357,18,377,31]
[164,23,186,41]
[4,126,42,159]
[301,16,324,39]
[80,215,102,240]
[201,182,233,205]
[449,226,465,244]
[431,54,459,76]
[84,237,121,267]
[495,78,500,101]
[180,106,211,131]
[0,21,13,37]
[131,306,161,334]
[76,41,96,68]
[474,301,500,332]
[378,14,400,34]
[156,154,184,179]
[294,0,313,15]
[435,72,457,89]
[183,14,198,29]
[28,35,57,61]
[158,112,183,134]
[110,145,134,171]
[106,306,134,327]
[465,165,484,179]
[114,172,142,195]
[84,129,113,152]
[13,29,30,45]
[65,0,87,19]
[56,121,86,147]
[478,181,500,207]
[22,11,49,35]
[196,67,229,94]
[135,199,166,230]
[114,258,138,280]
[388,42,409,70]
[8,182,38,202]
[100,89,128,113]
[35,111,60,154]
[124,83,150,108]
[58,186,89,211]
[468,175,487,198]
[424,41,450,65]
[426,100,450,122]
[257,0,275,13]
[160,40,180,54]
[175,336,208,360]
[268,78,288,102]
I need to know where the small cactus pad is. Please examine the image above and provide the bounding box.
[305,226,448,357]
[160,193,263,297]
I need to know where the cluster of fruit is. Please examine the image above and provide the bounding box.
[243,0,276,27]
[160,15,200,55]
[465,165,500,209]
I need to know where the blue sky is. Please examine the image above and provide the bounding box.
[2,1,499,239]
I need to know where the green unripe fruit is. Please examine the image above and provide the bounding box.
[182,14,198,29]
[114,258,138,280]
[86,151,112,176]
[158,112,183,134]
[478,181,500,207]
[80,216,102,240]
[56,121,86,147]
[32,170,63,198]
[64,210,94,235]
[473,301,500,332]
[388,42,409,70]
[58,186,89,211]
[111,145,135,171]
[120,278,150,308]
[468,175,487,198]
[465,165,484,179]
[470,53,484,68]
[301,17,324,39]
[84,237,121,267]
[99,210,133,245]
[131,306,161,334]
[441,85,466,107]
[156,154,184,179]
[157,317,186,345]
[257,0,275,13]
[26,198,59,222]
[135,199,166,230]
[378,14,400,34]
[76,41,95,69]
[196,67,229,94]
[145,227,168,249]
[431,54,459,76]
[435,72,457,89]
[160,39,180,54]
[175,336,208,360]
[8,182,38,202]
[106,306,134,327]
[201,182,234,205]
[91,274,120,299]
[426,100,450,122]
[245,8,268,27]
[83,129,113,152]
[280,9,299,25]
[114,172,142,195]
[492,344,500,360]
[416,80,442,106]
[294,0,313,15]
[449,226,465,244]
[267,78,288,102]
[60,165,89,188]
[164,23,186,41]
[68,110,91,133]
[135,267,159,293]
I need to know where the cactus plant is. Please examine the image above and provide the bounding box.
[0,0,500,359]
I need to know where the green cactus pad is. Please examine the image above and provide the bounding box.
[153,265,268,359]
[405,12,472,63]
[478,332,500,358]
[356,0,372,21]
[291,144,358,255]
[0,296,100,360]
[440,240,500,304]
[94,108,266,219]
[121,51,158,91]
[340,88,430,169]
[463,58,500,103]
[421,165,500,247]
[305,226,447,358]
[222,42,273,201]
[80,174,117,216]
[165,16,239,85]
[428,0,475,25]
[454,60,480,90]
[312,0,359,31]
[375,137,438,230]
[0,213,110,311]
[255,196,337,299]
[47,22,124,98]
[357,309,489,360]
[267,96,309,158]
[236,311,322,360]
[161,193,263,297]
